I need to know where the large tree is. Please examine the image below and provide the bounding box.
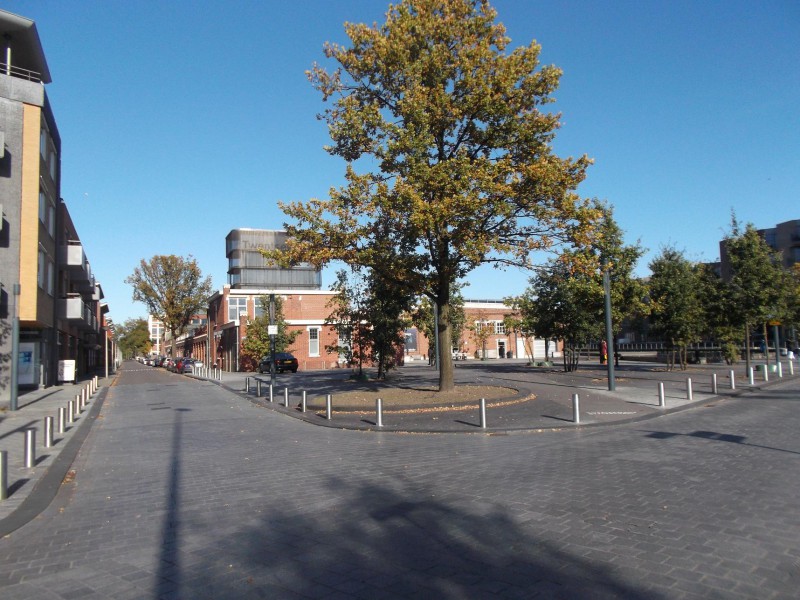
[271,0,599,391]
[115,318,151,359]
[125,255,213,358]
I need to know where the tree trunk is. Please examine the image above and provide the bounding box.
[437,301,455,392]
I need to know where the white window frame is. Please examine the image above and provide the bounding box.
[308,326,320,357]
[227,297,248,322]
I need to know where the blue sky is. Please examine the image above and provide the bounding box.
[5,0,799,324]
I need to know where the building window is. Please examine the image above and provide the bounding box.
[38,249,45,289]
[227,297,248,322]
[494,321,505,335]
[308,327,320,357]
[46,258,54,296]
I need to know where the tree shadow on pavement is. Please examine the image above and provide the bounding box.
[170,476,667,600]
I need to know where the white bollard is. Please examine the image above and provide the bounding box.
[376,398,383,427]
[58,407,66,434]
[0,451,6,500]
[686,378,693,401]
[777,362,783,378]
[44,416,54,448]
[301,390,307,413]
[326,394,332,420]
[284,388,290,407]
[24,429,36,468]
[712,373,718,395]
[763,365,769,382]
[748,367,754,386]
[729,370,736,390]
[658,382,665,407]
[572,393,580,424]
[790,360,795,376]
[479,398,487,428]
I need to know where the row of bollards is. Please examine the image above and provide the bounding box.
[1,376,99,502]
[239,362,799,429]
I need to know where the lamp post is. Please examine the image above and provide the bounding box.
[9,283,20,411]
[104,326,109,379]
[603,262,616,391]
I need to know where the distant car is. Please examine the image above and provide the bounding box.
[163,358,174,371]
[258,352,298,374]
[180,358,196,373]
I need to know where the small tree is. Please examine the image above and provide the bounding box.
[723,217,786,373]
[648,247,704,370]
[241,296,301,370]
[411,290,466,364]
[125,255,213,358]
[326,269,372,376]
[469,310,493,359]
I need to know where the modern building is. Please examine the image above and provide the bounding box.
[0,10,110,401]
[718,218,800,279]
[226,229,321,289]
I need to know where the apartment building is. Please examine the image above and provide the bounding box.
[0,10,109,401]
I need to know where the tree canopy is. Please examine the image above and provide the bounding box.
[125,255,213,357]
[115,318,151,359]
[271,0,600,390]
[240,296,300,370]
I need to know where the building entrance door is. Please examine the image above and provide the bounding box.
[497,340,506,359]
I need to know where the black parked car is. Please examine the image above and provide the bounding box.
[258,353,299,374]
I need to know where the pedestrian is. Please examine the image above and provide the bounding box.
[600,340,608,365]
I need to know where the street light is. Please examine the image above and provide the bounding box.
[602,261,616,391]
[9,283,20,411]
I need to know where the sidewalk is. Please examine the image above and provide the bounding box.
[0,374,111,535]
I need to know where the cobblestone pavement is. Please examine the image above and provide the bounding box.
[0,361,798,598]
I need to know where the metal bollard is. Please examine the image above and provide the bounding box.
[479,398,487,429]
[686,378,693,401]
[44,416,54,448]
[68,400,75,424]
[58,407,66,434]
[729,370,736,390]
[790,360,795,376]
[0,451,6,500]
[24,428,36,468]
[658,382,665,407]
[748,366,754,385]
[763,365,769,382]
[269,385,274,403]
[712,373,718,395]
[572,393,580,424]
[376,398,383,427]
[256,379,262,397]
[244,376,250,392]
[301,390,307,413]
[778,362,783,378]
[284,388,290,407]
[326,394,332,420]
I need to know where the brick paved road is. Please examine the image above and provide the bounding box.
[0,363,797,599]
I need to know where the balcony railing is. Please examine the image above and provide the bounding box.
[0,62,42,83]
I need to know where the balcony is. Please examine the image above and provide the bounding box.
[58,295,98,332]
[59,241,92,282]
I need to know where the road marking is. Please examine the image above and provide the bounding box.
[587,411,638,415]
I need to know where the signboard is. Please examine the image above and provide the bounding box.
[18,342,36,385]
[58,360,76,383]
[267,325,278,336]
